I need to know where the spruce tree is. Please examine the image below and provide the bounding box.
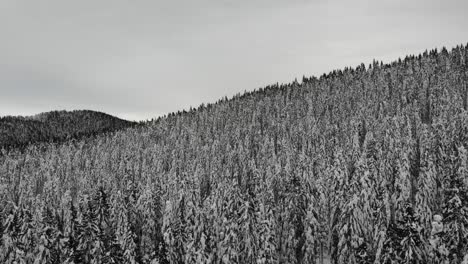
[381,204,427,263]
[76,197,98,263]
[65,202,81,264]
[35,207,62,264]
[441,146,468,263]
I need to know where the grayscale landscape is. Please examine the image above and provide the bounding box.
[1,0,467,263]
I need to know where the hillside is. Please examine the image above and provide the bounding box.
[0,110,137,150]
[1,44,468,263]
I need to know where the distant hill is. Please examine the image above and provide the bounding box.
[0,110,137,150]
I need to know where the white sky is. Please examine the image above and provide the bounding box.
[1,0,467,121]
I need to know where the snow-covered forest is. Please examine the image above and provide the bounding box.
[0,110,137,150]
[1,45,468,263]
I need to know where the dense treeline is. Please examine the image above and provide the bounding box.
[0,110,137,150]
[1,44,468,263]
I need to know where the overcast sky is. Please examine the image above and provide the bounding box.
[1,0,467,121]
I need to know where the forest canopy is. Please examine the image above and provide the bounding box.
[1,44,468,263]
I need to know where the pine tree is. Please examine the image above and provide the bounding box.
[288,173,307,263]
[440,146,468,263]
[0,211,3,251]
[303,200,321,264]
[238,194,259,263]
[75,197,99,263]
[1,206,37,263]
[121,215,138,264]
[92,187,124,264]
[34,207,62,264]
[137,186,167,263]
[1,206,26,263]
[381,204,427,263]
[65,202,80,264]
[162,195,187,264]
[257,202,277,264]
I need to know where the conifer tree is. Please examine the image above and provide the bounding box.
[75,197,99,263]
[303,198,322,264]
[2,207,24,263]
[0,211,3,250]
[35,207,62,264]
[440,146,468,263]
[257,202,277,264]
[381,204,427,263]
[65,202,80,264]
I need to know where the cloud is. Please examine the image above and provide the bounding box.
[0,0,467,120]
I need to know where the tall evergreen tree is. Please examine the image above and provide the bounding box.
[440,146,468,263]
